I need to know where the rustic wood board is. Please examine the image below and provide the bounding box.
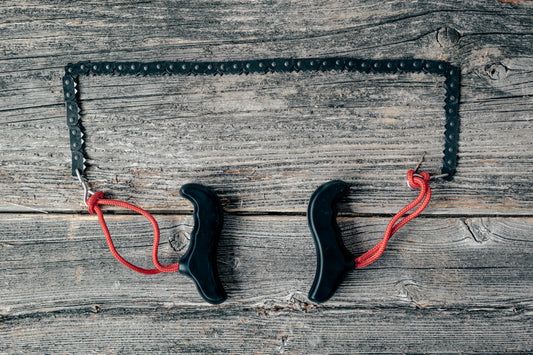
[2,307,530,354]
[0,0,532,353]
[0,0,532,214]
[2,215,532,311]
[0,215,532,353]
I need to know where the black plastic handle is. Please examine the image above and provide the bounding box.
[307,180,355,303]
[178,183,227,304]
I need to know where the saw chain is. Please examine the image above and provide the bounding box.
[63,58,460,180]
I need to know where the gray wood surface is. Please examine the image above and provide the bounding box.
[1,215,532,353]
[1,0,532,353]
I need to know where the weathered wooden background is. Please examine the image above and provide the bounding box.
[1,0,532,353]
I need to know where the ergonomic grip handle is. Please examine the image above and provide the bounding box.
[178,183,227,304]
[307,180,355,303]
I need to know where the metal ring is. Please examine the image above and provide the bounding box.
[75,169,94,207]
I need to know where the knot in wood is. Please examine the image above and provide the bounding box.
[437,27,461,47]
[485,62,508,80]
[168,218,193,252]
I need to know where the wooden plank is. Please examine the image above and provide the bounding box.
[1,1,532,353]
[0,1,531,67]
[1,306,531,354]
[0,1,532,214]
[1,214,531,352]
[1,215,531,313]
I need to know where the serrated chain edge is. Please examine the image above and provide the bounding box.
[62,58,460,180]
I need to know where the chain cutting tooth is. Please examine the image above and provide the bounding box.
[229,61,244,74]
[71,151,85,176]
[66,101,78,115]
[125,62,141,75]
[70,139,83,151]
[65,63,74,76]
[333,58,346,71]
[445,74,459,92]
[418,59,428,73]
[219,61,242,75]
[344,59,359,72]
[88,62,102,75]
[198,62,216,75]
[445,91,458,106]
[281,58,294,72]
[115,63,128,75]
[207,62,218,75]
[66,100,79,127]
[188,62,215,75]
[66,115,79,127]
[216,62,228,75]
[69,115,85,176]
[268,58,293,73]
[139,62,165,76]
[99,62,115,75]
[426,60,447,75]
[444,115,459,144]
[444,116,459,135]
[152,62,167,75]
[69,126,82,141]
[301,58,321,71]
[172,62,191,75]
[140,63,149,75]
[244,60,268,74]
[370,60,385,73]
[422,60,435,74]
[140,63,152,75]
[295,58,320,71]
[319,58,336,72]
[189,63,201,75]
[166,62,177,75]
[383,60,399,73]
[360,60,371,73]
[397,60,408,72]
[241,61,253,74]
[398,60,414,73]
[70,61,90,76]
[441,150,457,177]
[267,60,277,72]
[411,60,423,72]
[79,61,91,75]
[435,62,447,75]
[293,59,304,72]
[62,75,76,101]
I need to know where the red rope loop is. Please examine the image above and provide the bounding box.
[354,170,432,268]
[86,192,180,275]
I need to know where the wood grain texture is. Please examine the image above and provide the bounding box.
[2,214,532,311]
[2,306,531,354]
[1,0,532,353]
[0,0,532,214]
[0,215,532,353]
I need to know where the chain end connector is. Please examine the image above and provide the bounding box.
[429,173,449,181]
[412,152,449,181]
[75,169,94,207]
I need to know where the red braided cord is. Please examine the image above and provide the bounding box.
[354,170,431,268]
[87,192,180,274]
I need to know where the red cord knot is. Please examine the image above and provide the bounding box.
[407,169,430,189]
[87,191,104,214]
